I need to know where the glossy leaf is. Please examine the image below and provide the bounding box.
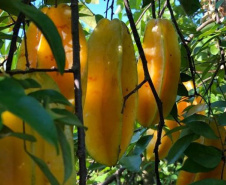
[185,121,218,139]
[0,77,58,148]
[184,142,222,169]
[56,124,73,183]
[167,133,199,164]
[27,151,60,185]
[181,157,215,173]
[52,108,82,127]
[28,89,72,106]
[133,135,152,155]
[120,155,142,172]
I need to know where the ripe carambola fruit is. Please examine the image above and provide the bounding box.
[17,4,88,104]
[0,73,76,185]
[84,18,137,166]
[137,19,181,127]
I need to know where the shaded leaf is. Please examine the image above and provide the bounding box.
[177,83,188,96]
[182,114,208,124]
[185,121,218,139]
[52,108,82,127]
[56,125,73,183]
[184,142,222,169]
[211,101,226,108]
[120,155,142,172]
[27,152,60,185]
[190,179,226,185]
[217,112,226,126]
[28,89,71,106]
[15,78,41,89]
[181,157,215,173]
[0,77,58,148]
[179,0,201,16]
[133,135,152,155]
[167,133,199,164]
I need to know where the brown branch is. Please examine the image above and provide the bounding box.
[166,0,198,96]
[123,1,164,185]
[122,79,147,114]
[6,0,31,71]
[5,68,74,75]
[100,168,125,185]
[151,0,156,19]
[135,2,152,26]
[158,1,167,18]
[6,13,25,71]
[71,1,87,185]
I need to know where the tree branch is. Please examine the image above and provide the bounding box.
[123,1,164,184]
[100,168,125,185]
[71,1,87,185]
[166,0,197,95]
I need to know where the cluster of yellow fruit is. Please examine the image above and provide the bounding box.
[1,3,224,185]
[0,3,181,184]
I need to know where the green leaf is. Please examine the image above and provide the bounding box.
[211,101,226,108]
[56,125,73,183]
[216,0,224,9]
[28,89,71,106]
[133,135,152,155]
[179,0,201,16]
[180,73,192,82]
[120,155,142,172]
[0,125,36,142]
[0,32,21,42]
[190,179,226,185]
[184,142,222,169]
[177,83,188,96]
[182,114,208,124]
[26,152,60,185]
[185,121,218,139]
[0,77,58,148]
[15,78,41,89]
[185,104,206,117]
[130,128,147,143]
[0,0,65,74]
[167,133,199,164]
[164,125,188,137]
[52,108,83,127]
[180,157,215,173]
[217,112,226,126]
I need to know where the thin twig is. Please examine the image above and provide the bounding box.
[123,1,164,184]
[6,13,25,71]
[135,2,152,26]
[71,1,87,185]
[122,79,146,113]
[158,1,167,18]
[5,68,74,75]
[100,168,125,185]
